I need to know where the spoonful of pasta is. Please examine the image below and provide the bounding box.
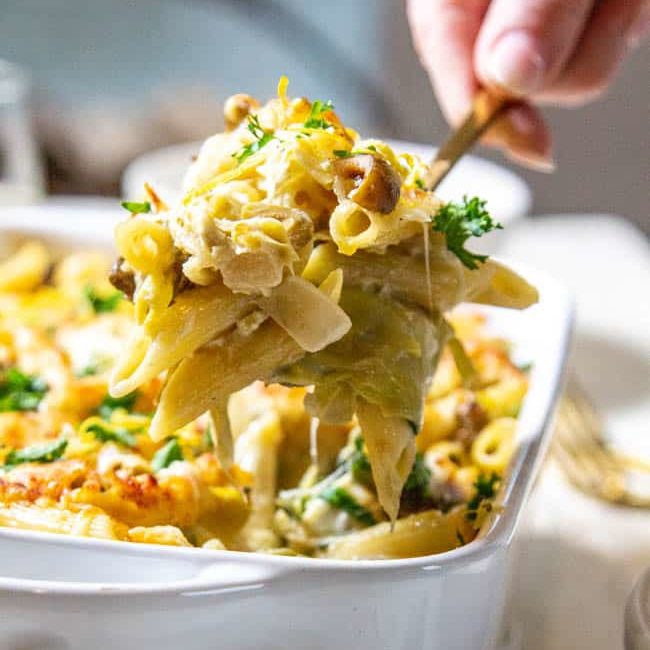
[109,79,537,523]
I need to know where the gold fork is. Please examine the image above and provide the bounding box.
[426,91,512,191]
[551,377,650,508]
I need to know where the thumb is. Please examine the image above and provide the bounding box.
[407,0,490,125]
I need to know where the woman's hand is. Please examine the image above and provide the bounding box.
[407,0,649,170]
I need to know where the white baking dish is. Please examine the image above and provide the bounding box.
[0,201,572,650]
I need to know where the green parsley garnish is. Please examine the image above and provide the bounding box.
[0,368,48,412]
[304,99,334,129]
[3,438,67,469]
[85,422,137,448]
[349,436,373,486]
[203,424,215,451]
[96,391,138,420]
[84,285,123,314]
[332,145,379,159]
[320,486,376,526]
[403,453,431,497]
[432,196,502,270]
[76,364,99,378]
[151,438,183,472]
[120,201,151,214]
[466,472,500,521]
[414,178,426,190]
[233,114,276,164]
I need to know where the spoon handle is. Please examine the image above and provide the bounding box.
[426,91,512,192]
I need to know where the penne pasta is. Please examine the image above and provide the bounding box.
[0,501,128,541]
[302,242,538,313]
[325,507,475,560]
[110,282,254,397]
[232,411,283,551]
[149,320,304,441]
[0,241,50,293]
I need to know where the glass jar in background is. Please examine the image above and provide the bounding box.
[0,60,44,205]
[626,567,650,650]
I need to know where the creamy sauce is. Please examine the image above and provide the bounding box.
[309,416,320,468]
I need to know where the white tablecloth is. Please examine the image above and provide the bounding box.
[498,214,650,650]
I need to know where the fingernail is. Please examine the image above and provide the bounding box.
[508,148,555,173]
[484,30,546,96]
[627,5,650,48]
[508,106,537,137]
[506,108,555,172]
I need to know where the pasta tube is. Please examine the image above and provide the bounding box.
[0,242,50,292]
[302,242,538,313]
[110,283,254,397]
[149,321,304,441]
[325,506,474,560]
[471,417,517,473]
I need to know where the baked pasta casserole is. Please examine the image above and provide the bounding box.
[0,81,535,559]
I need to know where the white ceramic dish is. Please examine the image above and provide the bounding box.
[121,139,532,243]
[0,203,572,650]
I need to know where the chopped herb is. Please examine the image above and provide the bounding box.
[0,368,48,412]
[456,529,466,546]
[304,99,334,129]
[96,391,138,420]
[151,438,183,472]
[517,361,533,373]
[84,285,123,314]
[333,145,380,159]
[320,486,376,526]
[203,424,215,450]
[403,453,431,497]
[432,196,502,270]
[120,201,151,214]
[349,436,373,486]
[233,114,276,164]
[466,473,500,521]
[76,364,99,378]
[4,438,67,469]
[414,178,426,190]
[85,422,137,448]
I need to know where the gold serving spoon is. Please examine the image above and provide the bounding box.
[426,90,512,191]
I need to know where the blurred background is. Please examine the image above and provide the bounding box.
[1,0,648,232]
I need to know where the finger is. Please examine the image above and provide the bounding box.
[407,0,490,125]
[474,0,595,97]
[537,0,646,105]
[627,0,650,48]
[483,103,554,171]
